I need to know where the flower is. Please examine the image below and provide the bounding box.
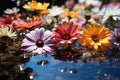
[48,6,63,17]
[4,7,20,14]
[14,19,43,30]
[78,22,110,51]
[21,28,55,54]
[0,26,17,39]
[99,7,120,23]
[0,15,16,28]
[23,0,49,11]
[110,28,120,50]
[73,18,86,26]
[63,9,78,18]
[52,22,82,44]
[78,0,101,7]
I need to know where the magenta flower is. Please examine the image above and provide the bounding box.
[110,28,120,50]
[21,28,55,54]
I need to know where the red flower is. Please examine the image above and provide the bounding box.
[14,19,43,30]
[0,15,15,28]
[52,22,82,44]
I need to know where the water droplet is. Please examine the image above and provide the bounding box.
[60,67,67,72]
[23,54,29,58]
[37,60,49,66]
[29,75,34,79]
[29,72,38,77]
[18,64,25,71]
[69,68,77,74]
[104,73,107,77]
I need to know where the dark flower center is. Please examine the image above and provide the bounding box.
[5,20,12,24]
[116,37,120,44]
[36,39,44,47]
[91,35,99,42]
[62,34,71,40]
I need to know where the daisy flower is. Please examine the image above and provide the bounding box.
[63,9,78,18]
[110,28,120,50]
[99,7,120,23]
[4,7,20,15]
[14,19,43,30]
[0,26,17,39]
[48,6,63,17]
[21,28,55,54]
[78,22,110,51]
[0,15,15,28]
[52,22,82,44]
[78,0,101,7]
[73,18,86,26]
[23,0,49,11]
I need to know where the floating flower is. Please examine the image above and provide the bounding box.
[14,19,43,30]
[52,22,82,44]
[48,6,63,17]
[21,28,55,54]
[0,26,17,39]
[78,22,110,51]
[0,15,16,28]
[110,28,120,50]
[99,7,120,23]
[23,0,49,11]
[73,18,86,26]
[63,9,78,18]
[4,7,20,14]
[78,0,101,7]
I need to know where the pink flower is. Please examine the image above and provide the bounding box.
[52,22,82,44]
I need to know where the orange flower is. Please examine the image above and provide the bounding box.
[39,9,49,15]
[15,19,43,30]
[63,9,78,18]
[78,22,110,51]
[23,0,49,11]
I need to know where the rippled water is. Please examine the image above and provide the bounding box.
[25,54,120,80]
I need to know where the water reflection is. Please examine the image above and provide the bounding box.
[25,53,120,80]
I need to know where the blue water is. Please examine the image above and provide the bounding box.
[25,54,120,80]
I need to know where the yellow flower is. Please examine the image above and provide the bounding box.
[78,22,110,51]
[63,9,78,18]
[0,26,17,39]
[23,0,49,11]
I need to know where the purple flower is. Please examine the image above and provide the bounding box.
[21,28,55,54]
[110,28,120,50]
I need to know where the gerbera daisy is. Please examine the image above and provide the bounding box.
[52,22,82,44]
[78,22,110,51]
[23,0,49,11]
[4,7,20,15]
[48,6,63,17]
[110,28,120,50]
[99,7,120,23]
[63,9,78,18]
[0,15,15,28]
[21,28,55,54]
[0,26,16,39]
[14,19,43,30]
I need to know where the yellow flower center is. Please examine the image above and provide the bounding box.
[62,34,71,40]
[91,35,99,42]
[36,39,44,47]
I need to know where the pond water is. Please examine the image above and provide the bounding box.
[25,54,120,80]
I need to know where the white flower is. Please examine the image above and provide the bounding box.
[99,7,120,23]
[48,6,63,17]
[0,26,17,39]
[4,7,20,14]
[78,0,101,7]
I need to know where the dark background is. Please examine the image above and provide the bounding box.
[0,0,118,15]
